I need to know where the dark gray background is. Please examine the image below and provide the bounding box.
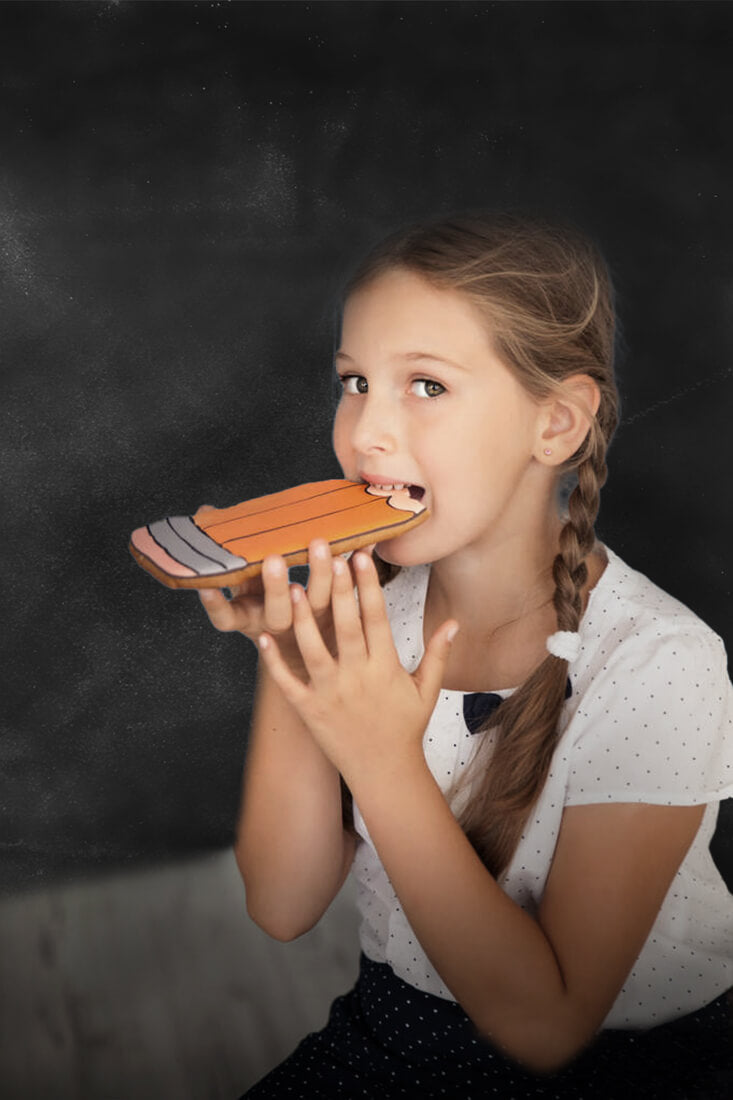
[2,0,732,895]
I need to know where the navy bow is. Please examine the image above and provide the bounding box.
[463,678,572,735]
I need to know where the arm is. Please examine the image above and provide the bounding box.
[350,762,704,1072]
[258,550,708,1071]
[235,658,355,940]
[195,526,360,941]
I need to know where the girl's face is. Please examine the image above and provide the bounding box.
[332,268,551,568]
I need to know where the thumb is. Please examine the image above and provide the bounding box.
[413,620,460,702]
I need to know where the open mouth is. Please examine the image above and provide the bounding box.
[360,480,425,503]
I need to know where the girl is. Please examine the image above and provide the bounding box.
[199,213,733,1098]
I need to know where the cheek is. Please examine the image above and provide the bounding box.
[425,418,487,482]
[471,403,533,470]
[331,403,352,465]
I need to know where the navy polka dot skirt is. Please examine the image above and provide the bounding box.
[241,954,732,1099]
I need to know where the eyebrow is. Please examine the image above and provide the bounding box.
[334,350,469,372]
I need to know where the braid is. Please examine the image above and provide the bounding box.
[341,211,619,880]
[553,428,608,631]
[371,439,611,877]
[457,433,610,878]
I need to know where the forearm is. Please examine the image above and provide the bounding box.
[236,659,354,940]
[350,757,587,1071]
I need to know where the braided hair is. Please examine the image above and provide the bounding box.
[344,212,619,876]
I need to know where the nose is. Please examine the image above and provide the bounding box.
[350,391,399,456]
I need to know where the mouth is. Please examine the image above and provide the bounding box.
[359,478,426,503]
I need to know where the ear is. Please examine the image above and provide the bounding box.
[535,374,601,465]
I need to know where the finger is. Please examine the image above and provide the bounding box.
[413,620,460,705]
[290,584,335,682]
[258,632,311,710]
[194,503,218,517]
[261,555,294,634]
[352,551,396,656]
[198,587,243,632]
[305,539,334,613]
[331,556,367,663]
[345,544,376,589]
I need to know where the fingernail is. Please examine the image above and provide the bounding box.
[446,624,460,643]
[199,589,216,603]
[333,557,347,576]
[259,633,270,650]
[291,585,303,602]
[313,541,330,560]
[354,553,369,571]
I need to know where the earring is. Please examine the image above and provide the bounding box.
[543,448,552,456]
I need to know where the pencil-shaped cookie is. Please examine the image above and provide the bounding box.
[129,479,429,589]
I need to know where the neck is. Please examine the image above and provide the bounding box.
[427,509,564,643]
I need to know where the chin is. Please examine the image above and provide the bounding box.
[375,540,399,565]
[376,532,430,569]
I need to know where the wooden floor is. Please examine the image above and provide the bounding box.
[0,849,360,1100]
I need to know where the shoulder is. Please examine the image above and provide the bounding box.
[562,546,733,805]
[577,545,728,684]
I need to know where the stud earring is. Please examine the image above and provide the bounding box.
[543,448,553,456]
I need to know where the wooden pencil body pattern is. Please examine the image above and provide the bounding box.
[129,479,429,588]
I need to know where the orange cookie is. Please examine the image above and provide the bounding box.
[129,479,429,589]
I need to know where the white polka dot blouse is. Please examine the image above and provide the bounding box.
[351,545,733,1030]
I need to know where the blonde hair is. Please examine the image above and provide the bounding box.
[341,211,619,877]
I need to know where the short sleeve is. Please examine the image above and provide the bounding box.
[565,625,733,807]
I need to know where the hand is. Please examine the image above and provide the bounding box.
[194,504,368,675]
[257,550,459,787]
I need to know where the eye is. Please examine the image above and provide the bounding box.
[337,374,445,399]
[411,378,445,399]
[338,374,368,395]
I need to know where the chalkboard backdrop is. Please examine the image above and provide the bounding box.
[2,1,731,894]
